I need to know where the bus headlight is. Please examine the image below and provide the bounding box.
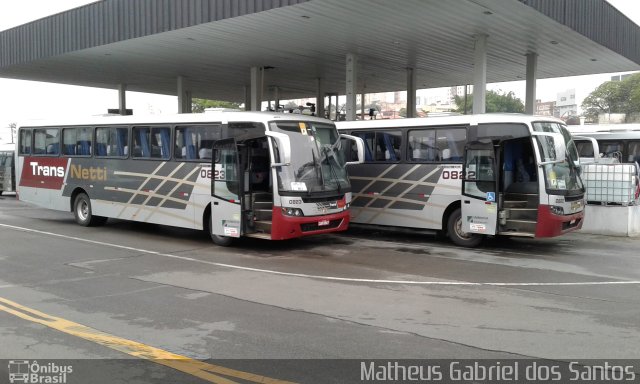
[282,207,304,217]
[550,205,564,215]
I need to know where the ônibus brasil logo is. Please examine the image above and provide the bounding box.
[8,360,73,384]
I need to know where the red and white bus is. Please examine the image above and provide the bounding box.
[338,114,587,247]
[16,112,363,245]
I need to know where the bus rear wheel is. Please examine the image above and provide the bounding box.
[447,207,483,248]
[73,193,107,227]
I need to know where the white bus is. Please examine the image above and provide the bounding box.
[569,125,640,164]
[0,144,15,195]
[16,112,363,245]
[338,114,586,247]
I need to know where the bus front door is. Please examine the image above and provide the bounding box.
[461,140,498,236]
[211,139,243,244]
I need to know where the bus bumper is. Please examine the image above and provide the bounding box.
[535,205,584,238]
[269,208,350,240]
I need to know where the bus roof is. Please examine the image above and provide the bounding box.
[336,113,565,130]
[568,124,640,135]
[17,111,333,128]
[569,130,640,141]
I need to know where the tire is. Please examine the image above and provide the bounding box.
[446,207,483,248]
[207,215,234,246]
[210,233,234,247]
[73,193,107,227]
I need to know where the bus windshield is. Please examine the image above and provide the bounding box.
[533,122,583,192]
[269,121,350,194]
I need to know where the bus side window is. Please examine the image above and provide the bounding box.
[375,131,401,162]
[19,129,32,155]
[575,141,594,157]
[436,128,466,162]
[408,129,436,162]
[33,128,60,156]
[352,132,374,162]
[62,128,78,155]
[628,141,640,163]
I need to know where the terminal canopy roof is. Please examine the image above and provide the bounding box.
[1,0,639,101]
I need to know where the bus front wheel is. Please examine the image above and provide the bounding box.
[447,208,483,247]
[210,233,234,246]
[73,193,107,227]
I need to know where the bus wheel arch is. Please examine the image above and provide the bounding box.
[72,189,107,227]
[443,203,483,247]
[203,203,234,246]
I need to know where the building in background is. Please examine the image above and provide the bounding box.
[535,99,556,116]
[555,89,577,119]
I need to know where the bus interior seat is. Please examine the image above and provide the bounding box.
[46,143,59,154]
[186,145,197,160]
[64,144,76,155]
[77,141,91,155]
[96,143,107,156]
[199,148,212,159]
[151,145,162,158]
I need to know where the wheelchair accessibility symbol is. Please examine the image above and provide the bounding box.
[486,192,495,202]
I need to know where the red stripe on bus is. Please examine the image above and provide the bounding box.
[19,157,67,190]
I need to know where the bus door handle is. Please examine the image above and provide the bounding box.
[463,200,470,204]
[214,202,219,206]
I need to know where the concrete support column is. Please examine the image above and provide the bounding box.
[525,52,538,115]
[345,53,358,121]
[316,78,325,118]
[273,86,280,112]
[244,86,251,111]
[177,76,192,114]
[361,93,366,120]
[406,67,416,118]
[473,34,488,114]
[250,67,263,112]
[118,84,127,115]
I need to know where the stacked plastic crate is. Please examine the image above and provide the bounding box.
[582,163,639,205]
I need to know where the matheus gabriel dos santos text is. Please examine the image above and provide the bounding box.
[360,361,637,382]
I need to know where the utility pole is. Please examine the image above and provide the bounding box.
[9,123,16,144]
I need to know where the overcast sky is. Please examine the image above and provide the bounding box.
[1,0,639,142]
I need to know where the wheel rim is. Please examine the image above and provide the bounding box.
[77,200,89,221]
[455,216,473,240]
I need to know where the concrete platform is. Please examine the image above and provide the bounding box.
[580,204,640,236]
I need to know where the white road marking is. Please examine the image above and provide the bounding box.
[1,222,640,287]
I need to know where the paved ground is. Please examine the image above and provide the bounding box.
[1,193,639,383]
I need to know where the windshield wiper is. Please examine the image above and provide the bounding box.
[322,146,342,193]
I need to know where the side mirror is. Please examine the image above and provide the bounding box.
[572,136,600,164]
[532,132,566,165]
[265,131,291,166]
[340,134,365,165]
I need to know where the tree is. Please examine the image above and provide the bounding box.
[582,73,640,122]
[191,99,241,113]
[453,90,524,113]
[6,123,17,144]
